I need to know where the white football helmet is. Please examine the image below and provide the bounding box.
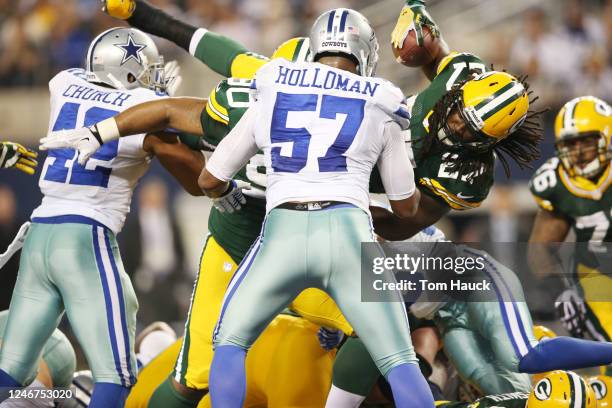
[86,27,165,92]
[309,8,379,77]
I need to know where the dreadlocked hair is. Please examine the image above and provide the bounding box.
[421,71,545,181]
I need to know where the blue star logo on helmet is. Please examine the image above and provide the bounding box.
[115,34,146,65]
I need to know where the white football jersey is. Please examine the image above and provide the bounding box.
[251,59,412,212]
[32,69,164,233]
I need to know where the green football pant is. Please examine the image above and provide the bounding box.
[0,218,138,386]
[213,206,417,376]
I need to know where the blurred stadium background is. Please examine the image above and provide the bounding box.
[0,0,609,351]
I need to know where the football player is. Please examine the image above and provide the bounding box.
[327,226,612,406]
[0,27,204,407]
[528,96,612,374]
[0,142,38,175]
[45,7,432,408]
[371,0,543,240]
[587,374,612,408]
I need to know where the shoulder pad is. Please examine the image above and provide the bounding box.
[436,52,485,76]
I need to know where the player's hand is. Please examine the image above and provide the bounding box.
[164,60,183,97]
[555,289,588,338]
[0,142,38,175]
[40,128,103,165]
[391,3,440,48]
[102,0,136,20]
[212,180,250,213]
[317,327,345,350]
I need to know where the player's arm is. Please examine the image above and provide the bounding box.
[199,105,258,212]
[371,192,449,240]
[104,0,267,78]
[391,0,450,81]
[143,133,205,196]
[377,121,421,219]
[527,208,571,279]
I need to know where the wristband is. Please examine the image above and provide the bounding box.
[92,117,121,143]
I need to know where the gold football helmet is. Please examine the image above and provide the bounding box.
[272,37,312,63]
[445,71,529,152]
[555,96,612,179]
[528,371,597,408]
[587,375,612,408]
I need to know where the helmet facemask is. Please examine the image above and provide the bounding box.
[556,131,611,179]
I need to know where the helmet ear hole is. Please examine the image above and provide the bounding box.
[127,73,136,84]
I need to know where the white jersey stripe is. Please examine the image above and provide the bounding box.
[97,226,131,383]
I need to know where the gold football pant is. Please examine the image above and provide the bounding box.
[126,315,335,407]
[171,235,352,390]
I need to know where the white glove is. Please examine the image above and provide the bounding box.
[555,288,588,338]
[164,60,182,97]
[40,127,102,165]
[212,180,250,213]
[0,221,31,269]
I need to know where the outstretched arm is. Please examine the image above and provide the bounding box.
[104,0,267,78]
[390,0,450,81]
[143,133,205,196]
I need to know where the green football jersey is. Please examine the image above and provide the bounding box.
[371,52,494,211]
[529,157,612,244]
[200,78,266,263]
[438,393,528,408]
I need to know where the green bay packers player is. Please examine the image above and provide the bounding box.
[528,96,612,374]
[587,374,612,408]
[371,0,543,240]
[0,141,38,175]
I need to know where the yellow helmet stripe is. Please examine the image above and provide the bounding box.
[476,82,525,120]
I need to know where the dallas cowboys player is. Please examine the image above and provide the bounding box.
[0,28,203,408]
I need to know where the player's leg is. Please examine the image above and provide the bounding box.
[55,223,137,407]
[0,223,64,401]
[253,314,336,408]
[324,208,433,408]
[148,235,238,408]
[209,209,310,408]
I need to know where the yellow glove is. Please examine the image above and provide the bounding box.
[391,5,439,48]
[102,0,136,20]
[0,142,38,175]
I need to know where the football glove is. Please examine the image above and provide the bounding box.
[391,3,440,48]
[211,180,250,214]
[40,127,104,165]
[164,60,183,97]
[0,221,30,270]
[102,0,136,20]
[555,288,588,338]
[317,327,345,350]
[0,142,38,175]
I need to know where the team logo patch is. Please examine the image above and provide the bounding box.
[534,378,552,401]
[589,379,607,400]
[115,34,146,65]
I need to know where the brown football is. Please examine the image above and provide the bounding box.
[392,26,440,67]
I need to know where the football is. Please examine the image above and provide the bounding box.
[392,25,440,67]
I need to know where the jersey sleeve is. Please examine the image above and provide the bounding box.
[189,28,269,79]
[529,158,561,212]
[205,104,259,181]
[374,80,411,130]
[378,121,417,200]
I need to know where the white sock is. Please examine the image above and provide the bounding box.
[325,384,367,408]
